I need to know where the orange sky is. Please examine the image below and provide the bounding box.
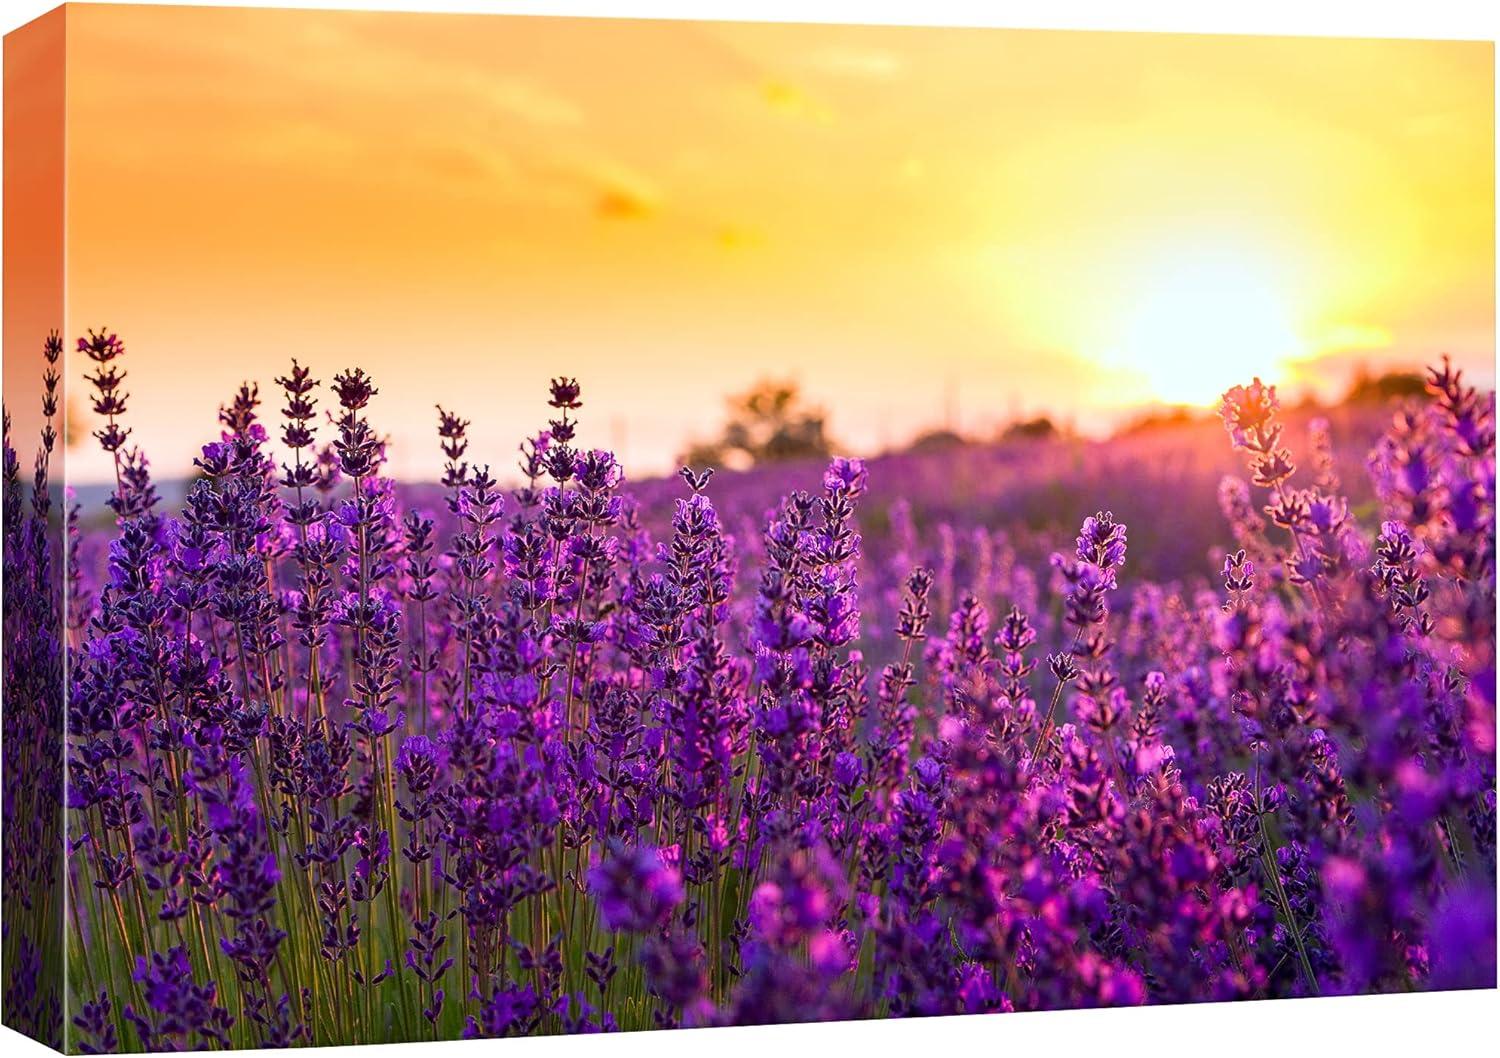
[17,5,1498,481]
[3,6,63,475]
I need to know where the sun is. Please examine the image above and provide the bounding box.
[1103,248,1305,406]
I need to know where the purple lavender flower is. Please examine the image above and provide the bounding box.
[589,841,684,933]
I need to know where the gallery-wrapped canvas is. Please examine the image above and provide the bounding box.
[1,3,1496,1053]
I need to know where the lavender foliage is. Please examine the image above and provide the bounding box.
[1,336,1495,1050]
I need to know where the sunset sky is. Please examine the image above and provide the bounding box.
[16,4,1498,482]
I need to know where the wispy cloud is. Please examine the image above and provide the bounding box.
[806,44,905,79]
[470,75,585,127]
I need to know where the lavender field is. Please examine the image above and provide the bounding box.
[2,330,1495,1051]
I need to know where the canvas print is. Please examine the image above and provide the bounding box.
[1,4,1496,1052]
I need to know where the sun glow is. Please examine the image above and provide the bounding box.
[1103,249,1306,407]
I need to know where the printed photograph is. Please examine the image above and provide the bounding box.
[2,4,1495,1051]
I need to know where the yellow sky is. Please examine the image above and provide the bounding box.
[39,4,1498,481]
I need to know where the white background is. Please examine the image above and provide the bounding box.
[0,1,1495,1056]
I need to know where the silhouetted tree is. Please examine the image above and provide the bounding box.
[999,416,1059,443]
[682,380,835,469]
[1345,370,1427,404]
[905,428,967,454]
